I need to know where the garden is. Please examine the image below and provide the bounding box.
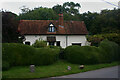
[2,39,120,78]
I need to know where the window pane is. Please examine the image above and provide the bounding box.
[52,27,55,32]
[49,27,51,32]
[25,42,30,45]
[72,43,81,46]
[56,41,60,46]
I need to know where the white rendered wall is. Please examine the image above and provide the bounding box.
[56,36,66,48]
[23,35,47,45]
[67,35,87,46]
[23,35,87,48]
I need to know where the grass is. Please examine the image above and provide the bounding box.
[2,60,119,78]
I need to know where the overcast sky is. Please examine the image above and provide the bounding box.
[0,0,119,15]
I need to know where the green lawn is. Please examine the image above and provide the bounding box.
[2,60,119,78]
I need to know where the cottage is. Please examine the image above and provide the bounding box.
[18,13,88,48]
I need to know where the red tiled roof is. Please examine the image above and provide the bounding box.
[18,20,88,35]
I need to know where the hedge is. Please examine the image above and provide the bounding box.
[99,40,120,63]
[64,40,120,64]
[32,48,59,65]
[2,43,60,70]
[64,45,101,64]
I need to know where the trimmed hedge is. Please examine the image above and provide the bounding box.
[65,45,100,64]
[2,43,60,70]
[64,40,120,64]
[99,40,120,63]
[32,48,59,65]
[2,43,35,66]
[2,61,10,71]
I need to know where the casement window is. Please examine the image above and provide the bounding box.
[56,41,60,46]
[48,23,56,32]
[25,41,30,45]
[72,43,81,46]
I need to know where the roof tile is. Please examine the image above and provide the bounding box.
[18,20,88,35]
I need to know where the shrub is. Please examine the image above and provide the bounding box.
[59,48,65,59]
[64,45,100,64]
[64,40,120,65]
[32,39,47,48]
[87,33,120,46]
[48,45,61,49]
[2,43,60,68]
[99,40,120,63]
[2,61,10,71]
[32,48,59,65]
[2,43,35,66]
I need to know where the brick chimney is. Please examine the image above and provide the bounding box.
[59,13,64,26]
[58,13,65,34]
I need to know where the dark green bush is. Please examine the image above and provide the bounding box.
[87,33,120,46]
[32,39,47,48]
[99,40,120,63]
[65,45,100,64]
[2,43,35,66]
[65,40,120,65]
[2,61,10,71]
[59,48,65,59]
[2,43,60,68]
[32,48,59,65]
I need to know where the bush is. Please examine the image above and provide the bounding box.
[32,48,59,65]
[2,43,35,66]
[2,61,10,71]
[64,45,100,64]
[99,40,120,63]
[32,39,47,48]
[59,48,65,59]
[2,43,60,69]
[64,40,120,65]
[87,33,120,46]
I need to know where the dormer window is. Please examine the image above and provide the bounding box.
[48,23,56,32]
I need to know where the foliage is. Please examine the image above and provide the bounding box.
[2,43,60,70]
[18,3,119,35]
[59,48,65,59]
[64,45,100,64]
[95,9,119,34]
[18,7,58,20]
[87,33,120,46]
[52,4,64,14]
[32,39,47,48]
[2,61,10,71]
[99,40,120,63]
[33,48,59,65]
[2,43,35,67]
[64,40,119,64]
[2,11,21,43]
[63,2,81,15]
[52,2,81,15]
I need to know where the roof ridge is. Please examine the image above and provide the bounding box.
[20,20,58,21]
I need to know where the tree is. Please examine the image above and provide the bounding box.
[52,4,64,14]
[19,6,30,14]
[63,2,81,15]
[2,11,20,43]
[18,7,58,20]
[52,2,81,15]
[79,9,119,34]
